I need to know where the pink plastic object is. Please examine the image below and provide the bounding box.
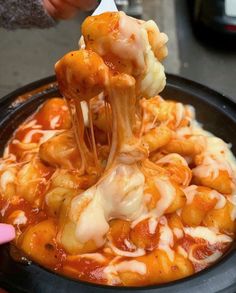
[0,223,15,244]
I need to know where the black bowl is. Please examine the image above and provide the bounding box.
[0,74,236,293]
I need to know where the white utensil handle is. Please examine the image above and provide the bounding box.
[92,0,118,16]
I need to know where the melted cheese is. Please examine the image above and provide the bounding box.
[0,202,9,217]
[183,185,198,204]
[193,133,236,180]
[154,178,176,217]
[209,190,226,209]
[158,217,174,261]
[227,194,236,221]
[193,156,232,180]
[70,164,145,246]
[109,241,145,257]
[131,177,175,228]
[188,247,222,265]
[177,246,188,258]
[124,238,136,250]
[117,12,146,72]
[50,115,60,129]
[0,169,16,192]
[148,217,158,234]
[176,126,192,138]
[20,119,42,130]
[104,259,147,284]
[184,227,232,245]
[22,129,63,144]
[173,228,184,239]
[175,103,185,128]
[115,260,147,274]
[157,153,188,166]
[80,253,106,263]
[80,101,89,127]
[12,211,28,225]
[139,20,166,96]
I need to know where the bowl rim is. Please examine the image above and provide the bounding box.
[0,74,236,292]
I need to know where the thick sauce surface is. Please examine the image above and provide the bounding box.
[0,96,235,286]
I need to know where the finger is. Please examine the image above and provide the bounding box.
[44,0,78,19]
[0,224,15,245]
[66,0,98,11]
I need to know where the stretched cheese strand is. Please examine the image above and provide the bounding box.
[106,74,148,169]
[55,12,168,254]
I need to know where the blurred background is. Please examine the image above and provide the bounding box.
[0,0,235,101]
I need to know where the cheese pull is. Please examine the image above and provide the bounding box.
[59,164,144,254]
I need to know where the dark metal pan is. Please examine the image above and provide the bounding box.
[0,74,236,293]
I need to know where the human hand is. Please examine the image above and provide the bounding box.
[43,0,98,20]
[0,224,15,245]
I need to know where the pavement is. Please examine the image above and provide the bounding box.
[176,0,236,102]
[0,0,235,102]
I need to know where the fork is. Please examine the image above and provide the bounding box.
[92,0,118,16]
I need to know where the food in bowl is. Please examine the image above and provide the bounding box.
[0,11,236,287]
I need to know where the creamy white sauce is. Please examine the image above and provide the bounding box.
[154,178,176,217]
[139,20,166,96]
[104,259,147,283]
[148,217,158,234]
[227,194,236,221]
[22,129,63,144]
[158,216,174,261]
[80,101,89,127]
[175,103,185,128]
[50,115,60,129]
[61,105,68,111]
[69,164,145,247]
[115,260,147,274]
[124,238,136,250]
[109,241,145,257]
[176,126,192,138]
[0,170,16,192]
[184,227,232,245]
[144,193,152,204]
[0,202,9,217]
[193,134,236,181]
[131,177,175,228]
[20,119,42,130]
[193,156,231,180]
[209,190,226,209]
[177,246,188,258]
[183,185,198,204]
[157,153,188,166]
[80,253,106,263]
[176,208,182,217]
[173,227,184,239]
[176,120,236,191]
[188,247,222,265]
[13,211,28,225]
[116,12,146,72]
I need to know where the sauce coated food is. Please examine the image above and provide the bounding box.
[0,12,236,286]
